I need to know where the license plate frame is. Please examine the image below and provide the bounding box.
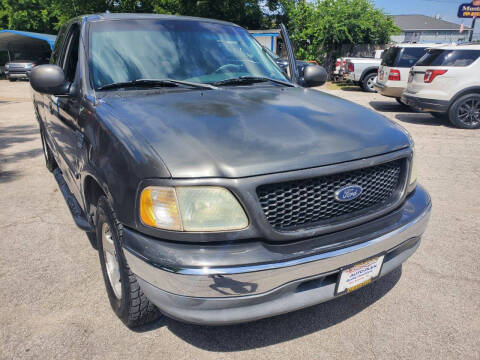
[335,254,385,296]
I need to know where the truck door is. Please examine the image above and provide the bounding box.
[46,24,82,194]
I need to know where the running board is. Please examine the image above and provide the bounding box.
[53,169,94,232]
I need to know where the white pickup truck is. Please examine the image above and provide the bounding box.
[344,57,382,92]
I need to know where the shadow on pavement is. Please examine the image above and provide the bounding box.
[369,101,413,113]
[0,170,20,183]
[395,114,451,127]
[144,267,402,351]
[0,124,41,183]
[339,85,363,92]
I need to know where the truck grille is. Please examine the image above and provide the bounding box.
[257,159,404,230]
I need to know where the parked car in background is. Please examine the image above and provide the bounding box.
[333,58,344,81]
[344,57,382,92]
[375,44,440,104]
[29,14,430,327]
[402,44,480,129]
[5,60,37,81]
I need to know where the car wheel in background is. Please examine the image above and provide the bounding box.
[96,196,161,328]
[448,93,480,129]
[8,77,16,82]
[361,73,377,93]
[40,129,57,172]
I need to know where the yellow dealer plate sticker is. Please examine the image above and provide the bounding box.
[336,256,385,295]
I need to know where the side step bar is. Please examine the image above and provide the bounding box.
[53,168,94,232]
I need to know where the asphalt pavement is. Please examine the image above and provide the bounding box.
[0,80,479,359]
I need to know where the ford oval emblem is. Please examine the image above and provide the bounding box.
[334,185,363,202]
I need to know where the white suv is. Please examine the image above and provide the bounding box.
[402,44,480,129]
[375,44,441,104]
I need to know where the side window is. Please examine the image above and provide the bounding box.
[397,48,427,67]
[62,26,81,83]
[50,24,68,65]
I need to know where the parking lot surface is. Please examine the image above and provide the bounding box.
[0,80,479,360]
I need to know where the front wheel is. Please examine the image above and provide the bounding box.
[96,196,161,328]
[361,73,377,93]
[448,93,480,129]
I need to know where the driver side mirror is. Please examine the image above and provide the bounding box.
[29,64,69,95]
[301,64,327,88]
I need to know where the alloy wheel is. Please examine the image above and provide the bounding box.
[457,97,480,128]
[367,76,376,91]
[102,222,122,299]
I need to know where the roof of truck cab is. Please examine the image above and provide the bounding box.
[82,13,238,27]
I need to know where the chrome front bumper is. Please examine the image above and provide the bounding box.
[123,186,431,325]
[5,72,28,79]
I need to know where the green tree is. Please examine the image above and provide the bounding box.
[278,0,400,64]
[0,0,56,33]
[152,0,266,29]
[0,0,272,33]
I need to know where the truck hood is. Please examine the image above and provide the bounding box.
[99,86,410,178]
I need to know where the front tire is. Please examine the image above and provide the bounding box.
[448,93,480,129]
[96,196,160,328]
[361,73,377,93]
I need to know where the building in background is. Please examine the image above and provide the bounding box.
[391,15,472,43]
[249,29,280,52]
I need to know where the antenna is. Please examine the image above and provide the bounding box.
[72,0,78,16]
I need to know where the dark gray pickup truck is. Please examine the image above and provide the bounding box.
[30,13,431,328]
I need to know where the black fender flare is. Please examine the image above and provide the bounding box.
[81,168,114,224]
[360,66,379,82]
[448,86,480,110]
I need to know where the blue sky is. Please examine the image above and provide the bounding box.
[373,0,479,35]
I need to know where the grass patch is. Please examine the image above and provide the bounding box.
[324,81,360,92]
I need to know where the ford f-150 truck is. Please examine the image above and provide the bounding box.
[30,14,431,328]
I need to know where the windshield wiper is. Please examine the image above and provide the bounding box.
[211,76,294,87]
[97,78,218,91]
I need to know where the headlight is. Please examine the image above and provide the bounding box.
[409,150,417,188]
[5,64,9,69]
[139,186,248,232]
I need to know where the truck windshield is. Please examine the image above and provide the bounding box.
[89,19,288,89]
